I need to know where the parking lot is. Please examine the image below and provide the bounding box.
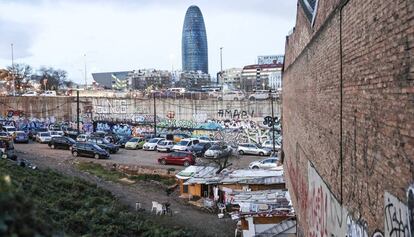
[14,141,264,171]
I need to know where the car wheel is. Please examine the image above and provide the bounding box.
[238,150,244,155]
[94,154,100,159]
[160,159,166,165]
[183,161,190,167]
[259,152,264,156]
[73,151,78,157]
[249,97,255,101]
[234,97,238,101]
[51,144,55,149]
[167,148,170,152]
[252,166,259,169]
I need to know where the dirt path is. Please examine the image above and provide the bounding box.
[16,150,236,237]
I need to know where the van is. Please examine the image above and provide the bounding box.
[168,88,186,94]
[40,91,57,96]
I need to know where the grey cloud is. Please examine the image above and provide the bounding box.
[0,19,34,60]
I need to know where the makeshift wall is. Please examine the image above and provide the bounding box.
[283,0,414,236]
[0,96,280,122]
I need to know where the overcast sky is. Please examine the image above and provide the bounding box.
[0,0,297,84]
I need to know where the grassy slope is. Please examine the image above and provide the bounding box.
[0,160,190,237]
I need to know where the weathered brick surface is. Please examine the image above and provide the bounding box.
[283,0,414,235]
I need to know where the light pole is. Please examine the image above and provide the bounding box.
[84,54,88,89]
[11,43,15,96]
[269,89,276,155]
[220,47,224,96]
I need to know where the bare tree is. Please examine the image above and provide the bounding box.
[38,67,69,91]
[5,64,33,92]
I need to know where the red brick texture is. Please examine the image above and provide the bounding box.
[283,0,414,235]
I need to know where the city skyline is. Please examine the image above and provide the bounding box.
[0,0,296,84]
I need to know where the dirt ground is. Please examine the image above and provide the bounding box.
[14,143,241,237]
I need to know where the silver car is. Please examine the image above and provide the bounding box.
[237,143,271,156]
[157,140,174,152]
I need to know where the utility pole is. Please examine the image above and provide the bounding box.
[270,90,276,155]
[11,43,15,96]
[153,93,157,137]
[77,87,80,134]
[219,47,223,85]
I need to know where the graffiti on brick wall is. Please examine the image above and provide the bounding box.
[93,99,152,122]
[158,119,198,129]
[408,185,414,237]
[193,112,207,123]
[384,191,412,237]
[217,109,254,119]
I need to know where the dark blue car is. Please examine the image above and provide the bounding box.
[14,131,29,144]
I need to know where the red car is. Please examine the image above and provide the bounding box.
[158,151,195,167]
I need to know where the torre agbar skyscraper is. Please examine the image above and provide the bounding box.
[182,5,208,74]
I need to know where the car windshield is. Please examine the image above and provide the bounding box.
[7,127,16,132]
[40,132,50,137]
[194,143,204,148]
[0,132,8,136]
[67,138,76,143]
[177,140,189,146]
[129,138,139,142]
[159,141,168,145]
[148,138,158,143]
[210,145,220,150]
[92,144,102,150]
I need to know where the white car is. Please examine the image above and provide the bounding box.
[217,91,245,101]
[36,132,52,143]
[249,157,282,170]
[2,126,17,136]
[50,130,64,137]
[40,90,57,96]
[237,143,271,156]
[204,144,232,159]
[157,140,175,152]
[22,91,38,96]
[76,134,89,142]
[143,138,165,151]
[262,140,281,151]
[248,90,270,100]
[172,139,199,151]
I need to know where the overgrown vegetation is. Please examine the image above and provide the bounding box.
[0,160,190,237]
[77,162,176,186]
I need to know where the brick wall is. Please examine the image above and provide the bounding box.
[283,0,414,236]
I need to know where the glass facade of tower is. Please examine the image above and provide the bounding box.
[182,5,208,74]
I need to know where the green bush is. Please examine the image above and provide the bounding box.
[0,160,191,237]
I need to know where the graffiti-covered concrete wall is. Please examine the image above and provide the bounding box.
[0,96,281,122]
[283,0,414,236]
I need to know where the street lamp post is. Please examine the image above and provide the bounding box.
[11,43,15,96]
[269,90,276,155]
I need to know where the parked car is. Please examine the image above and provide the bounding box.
[40,90,57,96]
[14,131,29,143]
[76,134,89,142]
[30,127,49,141]
[192,142,212,157]
[87,137,119,154]
[36,132,52,143]
[0,132,10,139]
[2,126,17,136]
[157,140,175,152]
[158,151,195,167]
[125,137,145,150]
[72,142,109,159]
[248,90,270,100]
[249,157,281,170]
[48,136,76,150]
[50,130,64,138]
[22,91,38,96]
[217,91,245,101]
[116,135,132,148]
[172,138,199,151]
[237,143,271,156]
[143,138,165,151]
[204,144,232,159]
[262,140,281,151]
